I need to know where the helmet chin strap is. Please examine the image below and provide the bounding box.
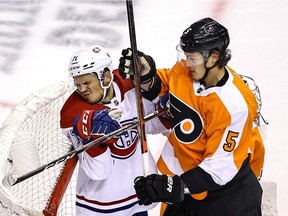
[200,62,218,84]
[197,63,218,94]
[98,87,107,104]
[98,77,113,104]
[94,70,114,103]
[200,50,224,84]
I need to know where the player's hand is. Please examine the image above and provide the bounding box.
[74,108,122,143]
[72,108,122,157]
[158,93,172,119]
[118,48,156,83]
[91,108,122,135]
[134,174,185,206]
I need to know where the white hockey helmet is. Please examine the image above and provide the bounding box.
[68,45,114,82]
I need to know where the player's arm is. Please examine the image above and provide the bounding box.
[118,48,162,101]
[134,107,252,206]
[69,108,122,180]
[250,125,265,180]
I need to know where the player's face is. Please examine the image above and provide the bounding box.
[184,52,206,81]
[73,73,104,104]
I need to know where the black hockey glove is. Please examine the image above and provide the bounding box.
[134,174,185,206]
[118,48,156,84]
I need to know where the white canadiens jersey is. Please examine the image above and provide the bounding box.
[61,71,168,216]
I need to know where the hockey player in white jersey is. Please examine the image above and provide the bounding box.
[60,45,169,216]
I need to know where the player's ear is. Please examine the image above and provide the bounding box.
[211,50,220,63]
[103,68,112,86]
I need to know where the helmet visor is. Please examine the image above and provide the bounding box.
[176,44,204,67]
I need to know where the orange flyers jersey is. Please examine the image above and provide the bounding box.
[156,62,259,189]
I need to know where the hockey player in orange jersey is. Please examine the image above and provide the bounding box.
[119,17,265,216]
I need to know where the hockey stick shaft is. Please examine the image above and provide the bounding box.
[10,109,166,186]
[126,0,150,176]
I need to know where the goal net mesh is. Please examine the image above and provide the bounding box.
[0,81,77,216]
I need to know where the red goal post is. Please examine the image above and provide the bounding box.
[0,81,78,216]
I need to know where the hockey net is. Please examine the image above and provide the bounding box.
[0,81,78,216]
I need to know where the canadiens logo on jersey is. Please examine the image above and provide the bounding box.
[109,125,139,159]
[170,93,203,144]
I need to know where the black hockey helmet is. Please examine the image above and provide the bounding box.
[179,17,230,58]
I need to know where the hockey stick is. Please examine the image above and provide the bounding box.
[4,108,166,187]
[126,0,150,176]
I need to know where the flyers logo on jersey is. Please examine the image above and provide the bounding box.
[170,93,203,144]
